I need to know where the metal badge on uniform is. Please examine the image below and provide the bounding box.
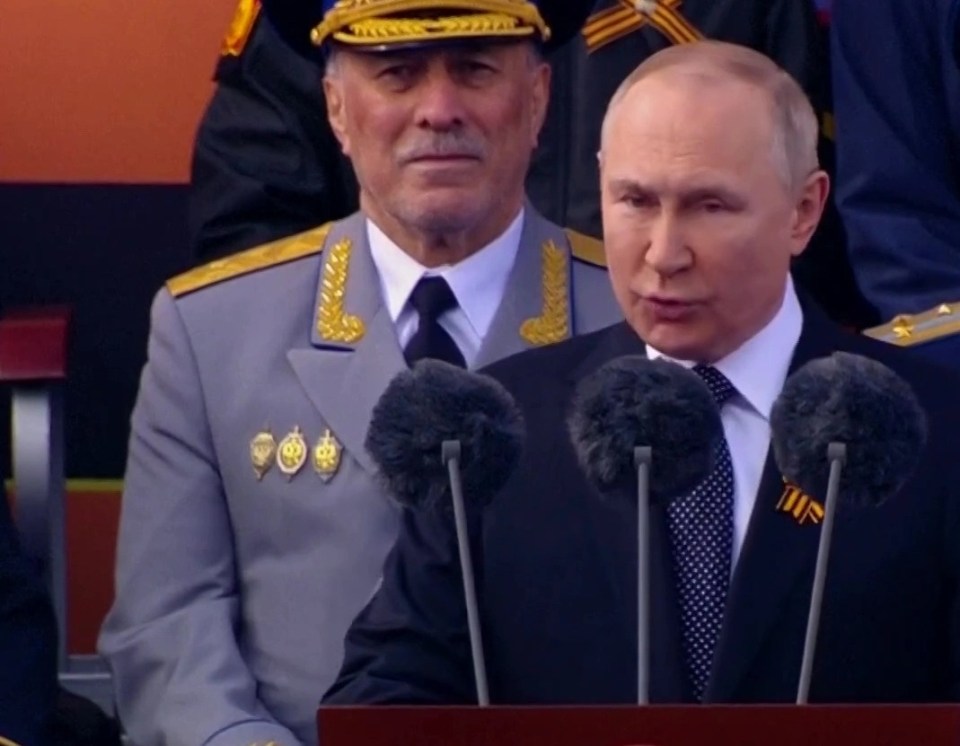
[277,426,308,478]
[776,480,825,526]
[250,428,278,480]
[313,429,342,482]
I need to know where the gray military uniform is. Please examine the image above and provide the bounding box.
[99,208,620,746]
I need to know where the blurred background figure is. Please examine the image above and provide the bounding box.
[0,478,57,746]
[832,0,960,359]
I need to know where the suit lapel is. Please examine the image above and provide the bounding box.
[474,207,574,368]
[287,214,406,475]
[706,305,848,701]
[566,323,688,701]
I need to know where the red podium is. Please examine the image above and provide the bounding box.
[318,705,960,746]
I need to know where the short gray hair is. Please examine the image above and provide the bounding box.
[599,41,819,192]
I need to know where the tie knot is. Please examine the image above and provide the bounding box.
[409,276,458,321]
[693,364,737,405]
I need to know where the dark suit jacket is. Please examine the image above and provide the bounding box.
[325,304,960,705]
[0,482,57,745]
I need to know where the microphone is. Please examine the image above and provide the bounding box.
[365,359,525,706]
[770,351,928,704]
[567,355,724,704]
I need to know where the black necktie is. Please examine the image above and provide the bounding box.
[666,364,737,701]
[403,276,466,368]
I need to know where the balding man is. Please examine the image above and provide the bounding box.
[324,41,960,705]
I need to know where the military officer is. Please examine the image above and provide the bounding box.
[98,2,619,745]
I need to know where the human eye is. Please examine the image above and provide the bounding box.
[454,56,498,83]
[689,189,743,214]
[701,199,728,213]
[622,191,656,210]
[375,62,417,89]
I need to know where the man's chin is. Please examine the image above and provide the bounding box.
[632,319,713,362]
[399,202,485,234]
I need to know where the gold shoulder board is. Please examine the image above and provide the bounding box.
[221,0,261,57]
[168,223,333,299]
[565,228,606,268]
[863,302,960,347]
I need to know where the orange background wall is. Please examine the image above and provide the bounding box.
[0,0,239,184]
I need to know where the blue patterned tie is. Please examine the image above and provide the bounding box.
[667,364,737,701]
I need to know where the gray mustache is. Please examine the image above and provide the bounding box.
[398,135,486,162]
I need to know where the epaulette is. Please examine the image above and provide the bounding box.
[565,228,606,268]
[862,302,960,347]
[220,0,261,58]
[167,223,332,299]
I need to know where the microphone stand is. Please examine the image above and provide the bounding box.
[796,441,847,704]
[634,446,652,705]
[443,439,490,706]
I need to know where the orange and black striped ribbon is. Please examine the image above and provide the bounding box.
[583,0,704,54]
[776,482,826,526]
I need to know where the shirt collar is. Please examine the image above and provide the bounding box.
[367,210,524,338]
[646,277,803,420]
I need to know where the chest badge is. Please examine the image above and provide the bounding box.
[277,426,308,478]
[249,428,277,480]
[313,429,343,482]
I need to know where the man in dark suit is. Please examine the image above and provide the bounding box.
[324,41,960,705]
[0,479,58,745]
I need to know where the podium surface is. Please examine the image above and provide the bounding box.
[319,704,960,746]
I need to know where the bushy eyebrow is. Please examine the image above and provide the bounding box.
[606,178,746,208]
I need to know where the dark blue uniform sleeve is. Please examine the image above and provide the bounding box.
[0,484,57,746]
[322,503,479,706]
[832,0,960,321]
[188,14,358,261]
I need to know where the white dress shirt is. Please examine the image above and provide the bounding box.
[367,210,524,368]
[646,278,803,566]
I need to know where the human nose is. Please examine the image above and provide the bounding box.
[644,212,691,276]
[414,70,467,130]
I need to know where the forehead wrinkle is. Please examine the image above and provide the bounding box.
[605,81,775,180]
[609,72,774,143]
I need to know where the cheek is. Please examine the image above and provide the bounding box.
[698,225,791,317]
[693,217,773,272]
[603,212,647,269]
[603,227,646,300]
[344,113,400,176]
[343,91,405,148]
[484,89,535,142]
